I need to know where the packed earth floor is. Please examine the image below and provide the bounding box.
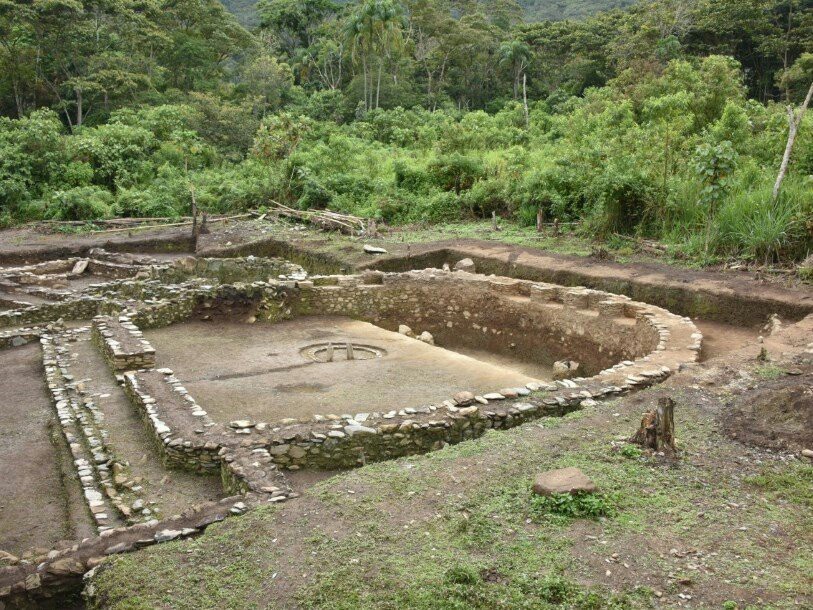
[0,219,810,610]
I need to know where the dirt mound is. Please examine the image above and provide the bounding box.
[721,370,813,451]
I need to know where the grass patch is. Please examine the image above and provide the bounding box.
[754,364,787,379]
[747,463,813,508]
[529,491,617,522]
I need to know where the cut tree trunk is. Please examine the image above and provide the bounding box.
[629,397,676,455]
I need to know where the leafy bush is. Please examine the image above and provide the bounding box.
[46,186,115,221]
[529,491,616,521]
[619,444,643,459]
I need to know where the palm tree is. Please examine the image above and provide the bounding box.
[345,0,406,111]
[498,39,532,99]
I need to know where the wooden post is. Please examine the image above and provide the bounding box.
[492,211,498,231]
[536,207,544,232]
[629,397,676,455]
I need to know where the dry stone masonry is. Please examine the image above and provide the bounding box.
[0,256,700,604]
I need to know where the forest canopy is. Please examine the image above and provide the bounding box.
[0,0,811,264]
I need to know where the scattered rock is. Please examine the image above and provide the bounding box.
[532,467,597,496]
[71,259,89,275]
[47,558,85,576]
[0,551,19,566]
[552,359,580,380]
[762,313,783,336]
[417,331,434,345]
[453,258,476,273]
[154,529,183,543]
[229,420,254,429]
[363,245,387,255]
[453,391,475,406]
[398,324,415,338]
[802,449,813,460]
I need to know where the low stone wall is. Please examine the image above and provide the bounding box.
[0,325,45,349]
[122,370,221,473]
[156,255,306,285]
[92,315,156,370]
[41,329,121,531]
[0,295,112,328]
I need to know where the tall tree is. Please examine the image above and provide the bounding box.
[345,0,406,111]
[499,38,532,99]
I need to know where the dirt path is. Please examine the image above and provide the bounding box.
[67,335,224,520]
[0,343,94,555]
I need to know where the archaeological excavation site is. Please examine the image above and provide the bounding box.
[0,220,810,609]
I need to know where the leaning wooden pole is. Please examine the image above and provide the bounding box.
[773,81,813,201]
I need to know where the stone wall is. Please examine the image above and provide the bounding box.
[122,370,221,473]
[291,271,661,375]
[92,315,156,370]
[156,255,306,285]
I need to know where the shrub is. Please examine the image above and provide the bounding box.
[46,186,115,221]
[428,153,484,195]
[619,444,643,459]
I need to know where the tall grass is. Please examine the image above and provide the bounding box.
[713,179,810,264]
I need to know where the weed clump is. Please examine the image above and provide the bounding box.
[529,491,616,521]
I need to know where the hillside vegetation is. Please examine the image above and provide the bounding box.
[0,0,811,266]
[220,0,638,26]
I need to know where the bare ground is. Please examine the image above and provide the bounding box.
[64,333,224,519]
[87,319,813,610]
[0,343,95,556]
[144,317,538,422]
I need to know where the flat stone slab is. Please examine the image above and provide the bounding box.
[532,467,597,496]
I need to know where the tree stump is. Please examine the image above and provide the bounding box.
[629,397,676,455]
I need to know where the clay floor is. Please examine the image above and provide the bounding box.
[145,316,544,422]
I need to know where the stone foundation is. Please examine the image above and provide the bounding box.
[92,315,156,370]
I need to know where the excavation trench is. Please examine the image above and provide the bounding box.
[0,233,805,607]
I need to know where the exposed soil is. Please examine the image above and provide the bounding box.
[86,321,813,609]
[692,320,762,361]
[144,317,537,422]
[65,333,224,518]
[720,365,813,451]
[0,343,94,556]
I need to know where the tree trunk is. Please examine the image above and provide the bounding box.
[629,397,676,456]
[522,73,529,128]
[536,206,544,232]
[773,81,813,201]
[376,59,383,109]
[12,79,24,118]
[362,57,368,112]
[75,87,83,128]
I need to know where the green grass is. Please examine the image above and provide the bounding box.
[88,390,813,610]
[747,463,813,508]
[754,364,786,380]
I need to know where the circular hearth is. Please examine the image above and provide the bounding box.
[300,342,387,363]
